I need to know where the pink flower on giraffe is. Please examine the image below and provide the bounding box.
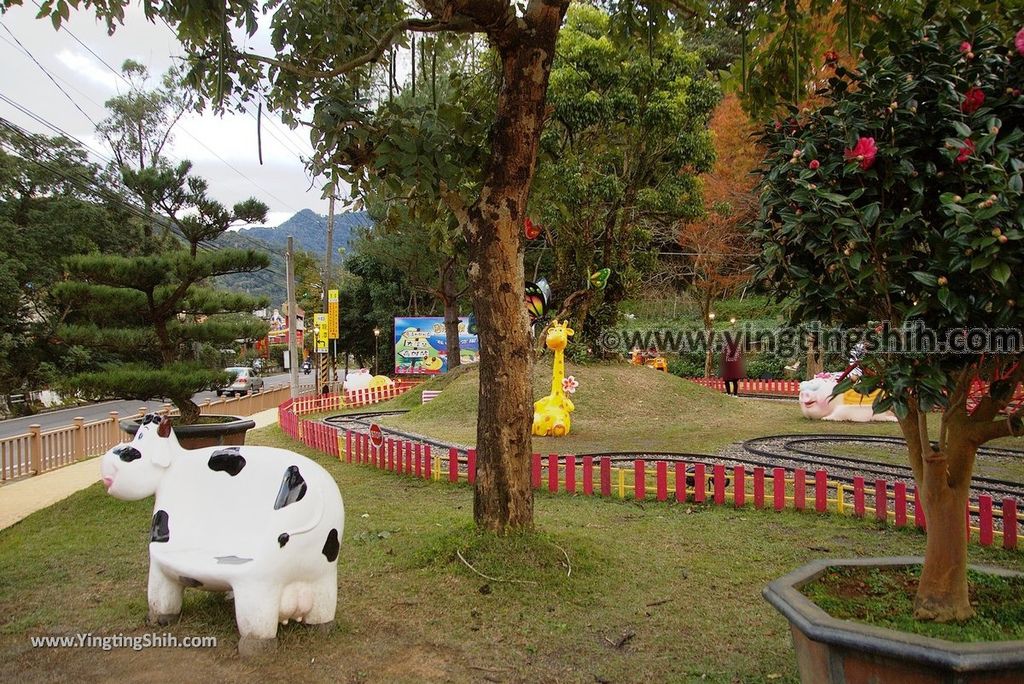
[562,376,579,394]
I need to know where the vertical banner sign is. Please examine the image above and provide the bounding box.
[328,289,339,339]
[314,313,328,353]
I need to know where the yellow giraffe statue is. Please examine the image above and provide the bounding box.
[532,320,576,437]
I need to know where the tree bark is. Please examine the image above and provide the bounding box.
[441,258,462,370]
[898,412,975,621]
[465,4,565,533]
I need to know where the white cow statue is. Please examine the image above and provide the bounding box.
[99,413,345,656]
[799,372,898,422]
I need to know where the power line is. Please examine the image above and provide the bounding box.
[0,24,98,128]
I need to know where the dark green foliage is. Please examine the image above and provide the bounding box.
[56,162,271,422]
[755,7,1024,415]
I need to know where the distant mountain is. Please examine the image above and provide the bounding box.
[213,209,373,305]
[237,208,373,257]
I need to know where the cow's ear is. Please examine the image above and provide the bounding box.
[157,417,172,438]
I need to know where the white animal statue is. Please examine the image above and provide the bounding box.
[343,368,393,392]
[799,373,897,422]
[99,413,345,656]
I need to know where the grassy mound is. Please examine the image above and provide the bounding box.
[382,362,910,455]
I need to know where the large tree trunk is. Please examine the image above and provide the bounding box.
[465,6,565,533]
[899,414,975,621]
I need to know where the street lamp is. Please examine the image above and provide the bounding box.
[373,327,381,375]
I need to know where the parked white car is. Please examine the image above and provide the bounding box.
[216,367,264,397]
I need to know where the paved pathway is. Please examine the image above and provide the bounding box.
[0,408,280,531]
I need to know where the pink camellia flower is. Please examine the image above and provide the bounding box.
[1016,28,1024,56]
[960,41,972,53]
[961,87,986,113]
[562,376,579,395]
[844,137,878,170]
[809,159,820,170]
[956,138,975,164]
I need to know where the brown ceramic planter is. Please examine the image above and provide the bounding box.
[763,557,1024,684]
[120,415,256,449]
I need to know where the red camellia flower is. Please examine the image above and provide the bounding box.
[824,49,839,64]
[956,138,975,164]
[1016,28,1024,56]
[809,159,820,170]
[844,137,878,170]
[524,217,541,240]
[961,87,985,113]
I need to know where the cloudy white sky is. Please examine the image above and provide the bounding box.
[0,4,328,227]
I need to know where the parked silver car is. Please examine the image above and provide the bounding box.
[216,366,264,397]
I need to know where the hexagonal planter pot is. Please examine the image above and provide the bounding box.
[120,415,256,449]
[763,557,1024,683]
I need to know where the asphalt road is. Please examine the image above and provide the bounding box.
[0,372,313,439]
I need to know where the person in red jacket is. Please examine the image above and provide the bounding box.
[720,333,745,396]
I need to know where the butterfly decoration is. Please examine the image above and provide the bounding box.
[524,217,541,240]
[588,268,611,290]
[467,313,478,336]
[562,375,579,394]
[524,278,552,321]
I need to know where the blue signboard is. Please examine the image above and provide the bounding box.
[393,317,479,375]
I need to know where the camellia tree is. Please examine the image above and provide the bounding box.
[756,5,1024,620]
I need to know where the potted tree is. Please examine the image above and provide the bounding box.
[756,5,1024,680]
[55,160,271,447]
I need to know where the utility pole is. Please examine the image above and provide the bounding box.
[324,195,335,385]
[286,235,299,398]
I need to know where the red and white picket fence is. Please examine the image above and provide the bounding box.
[687,377,801,396]
[276,399,1022,551]
[286,380,421,416]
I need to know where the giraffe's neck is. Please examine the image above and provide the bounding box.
[550,349,565,397]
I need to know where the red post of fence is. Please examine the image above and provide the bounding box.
[693,463,706,503]
[753,467,765,509]
[814,470,827,513]
[853,477,865,518]
[656,461,668,502]
[634,460,646,500]
[354,431,362,464]
[794,470,806,511]
[449,447,459,483]
[531,453,542,489]
[345,430,353,463]
[733,466,745,508]
[773,468,785,511]
[406,441,415,475]
[384,439,392,471]
[894,482,908,527]
[913,487,925,529]
[415,442,423,478]
[363,433,371,465]
[583,456,594,496]
[713,464,725,505]
[675,462,687,503]
[548,454,559,493]
[600,457,611,496]
[467,449,476,485]
[1003,499,1018,550]
[875,480,888,522]
[565,455,576,494]
[979,495,993,547]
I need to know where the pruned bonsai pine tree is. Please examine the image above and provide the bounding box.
[55,161,270,424]
[756,8,1024,620]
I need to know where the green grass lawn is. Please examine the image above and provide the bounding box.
[1,423,1022,683]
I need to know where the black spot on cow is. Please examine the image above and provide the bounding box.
[151,510,170,543]
[141,413,162,426]
[113,445,142,462]
[179,576,202,588]
[322,528,340,562]
[277,533,290,548]
[208,448,246,476]
[273,466,307,510]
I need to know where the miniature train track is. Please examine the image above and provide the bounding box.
[322,412,1024,503]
